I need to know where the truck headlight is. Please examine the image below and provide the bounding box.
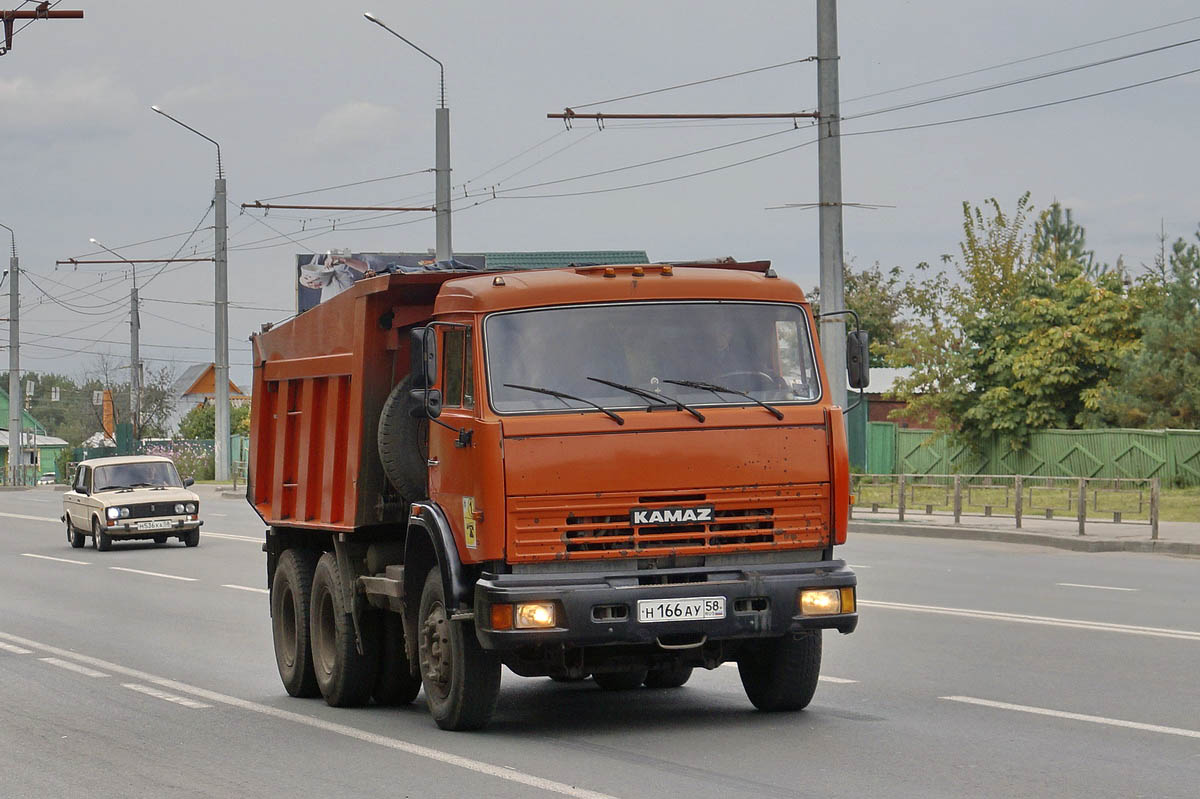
[515,602,557,629]
[106,507,121,520]
[798,588,842,616]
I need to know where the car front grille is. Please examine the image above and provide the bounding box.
[507,485,829,562]
[122,501,197,520]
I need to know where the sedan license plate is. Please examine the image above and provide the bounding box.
[137,520,172,531]
[637,596,725,623]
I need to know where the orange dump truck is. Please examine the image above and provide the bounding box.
[248,260,860,730]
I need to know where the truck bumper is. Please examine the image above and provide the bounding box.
[474,559,857,651]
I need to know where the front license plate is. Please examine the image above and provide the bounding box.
[137,520,173,531]
[637,596,726,623]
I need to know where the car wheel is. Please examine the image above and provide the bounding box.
[67,520,86,549]
[92,518,112,552]
[184,528,200,547]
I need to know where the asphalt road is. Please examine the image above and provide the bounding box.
[1,486,1196,799]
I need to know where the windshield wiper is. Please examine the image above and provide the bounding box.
[586,377,705,423]
[503,383,625,425]
[662,378,784,420]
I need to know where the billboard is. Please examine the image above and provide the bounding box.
[296,251,486,313]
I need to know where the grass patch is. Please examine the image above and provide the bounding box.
[1160,487,1200,523]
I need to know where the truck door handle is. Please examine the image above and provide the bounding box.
[427,458,439,467]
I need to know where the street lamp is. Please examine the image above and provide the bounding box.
[0,222,20,485]
[89,238,140,444]
[364,12,453,263]
[151,105,231,481]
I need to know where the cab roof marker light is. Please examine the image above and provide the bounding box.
[603,267,616,278]
[631,266,644,277]
[660,265,673,276]
[492,275,506,286]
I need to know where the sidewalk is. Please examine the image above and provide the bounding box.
[849,508,1200,556]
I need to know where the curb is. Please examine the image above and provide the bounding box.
[848,521,1200,557]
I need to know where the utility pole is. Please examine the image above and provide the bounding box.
[0,6,83,56]
[364,13,453,263]
[816,0,847,409]
[151,105,230,481]
[89,239,140,442]
[1,222,19,485]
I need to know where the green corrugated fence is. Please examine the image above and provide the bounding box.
[865,425,1200,487]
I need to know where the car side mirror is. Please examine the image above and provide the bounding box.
[183,476,195,488]
[847,330,870,390]
[410,326,438,389]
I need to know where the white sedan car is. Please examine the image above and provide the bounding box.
[62,455,203,551]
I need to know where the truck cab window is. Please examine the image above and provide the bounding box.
[442,327,473,408]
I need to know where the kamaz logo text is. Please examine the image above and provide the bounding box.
[630,505,715,526]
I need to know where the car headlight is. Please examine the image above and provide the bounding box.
[106,507,121,520]
[120,507,130,518]
[175,503,185,514]
[185,503,196,514]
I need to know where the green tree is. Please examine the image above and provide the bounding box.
[1091,230,1200,428]
[177,402,250,439]
[811,260,906,366]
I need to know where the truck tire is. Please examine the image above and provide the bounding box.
[643,662,694,689]
[68,521,86,549]
[593,669,648,691]
[417,568,501,730]
[92,518,112,552]
[271,548,321,698]
[378,376,429,502]
[737,630,822,712]
[310,552,378,707]
[372,611,422,706]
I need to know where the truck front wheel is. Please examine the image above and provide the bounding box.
[271,548,321,698]
[310,553,378,707]
[737,630,822,712]
[417,569,501,730]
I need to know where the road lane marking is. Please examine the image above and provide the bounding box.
[1056,583,1138,592]
[204,532,261,542]
[2,511,60,524]
[22,553,90,566]
[108,567,197,582]
[0,630,619,799]
[0,642,32,654]
[39,657,108,678]
[847,564,871,569]
[123,683,212,709]
[718,662,856,683]
[222,584,268,594]
[208,513,228,517]
[859,599,1200,642]
[943,696,1200,741]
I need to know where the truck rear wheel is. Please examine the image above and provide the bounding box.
[310,553,378,707]
[378,376,429,502]
[593,669,648,691]
[271,548,321,698]
[417,569,501,730]
[737,630,822,712]
[372,611,422,705]
[643,662,694,689]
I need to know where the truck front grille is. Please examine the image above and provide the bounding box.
[507,485,828,562]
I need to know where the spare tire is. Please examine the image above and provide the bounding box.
[378,375,429,502]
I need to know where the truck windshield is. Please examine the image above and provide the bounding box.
[485,301,821,414]
[93,462,183,492]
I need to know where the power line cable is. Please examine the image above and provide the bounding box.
[254,168,434,202]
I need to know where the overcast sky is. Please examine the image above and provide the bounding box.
[4,0,1199,388]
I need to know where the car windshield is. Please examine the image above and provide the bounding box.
[93,462,182,491]
[485,301,821,414]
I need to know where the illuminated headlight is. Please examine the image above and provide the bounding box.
[185,503,197,514]
[798,588,842,616]
[514,602,557,629]
[106,507,121,520]
[175,504,185,514]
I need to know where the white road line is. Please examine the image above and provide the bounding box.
[108,567,197,582]
[0,642,32,654]
[208,513,228,517]
[204,532,261,543]
[0,630,618,799]
[221,584,269,594]
[2,511,60,524]
[39,657,109,678]
[21,553,90,566]
[847,564,871,569]
[123,683,212,709]
[859,599,1200,642]
[1056,583,1138,592]
[943,696,1200,741]
[718,662,856,683]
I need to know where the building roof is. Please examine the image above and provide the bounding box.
[0,429,69,447]
[0,388,48,435]
[171,363,248,399]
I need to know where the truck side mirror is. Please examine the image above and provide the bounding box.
[409,387,443,419]
[410,327,438,388]
[847,330,870,390]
